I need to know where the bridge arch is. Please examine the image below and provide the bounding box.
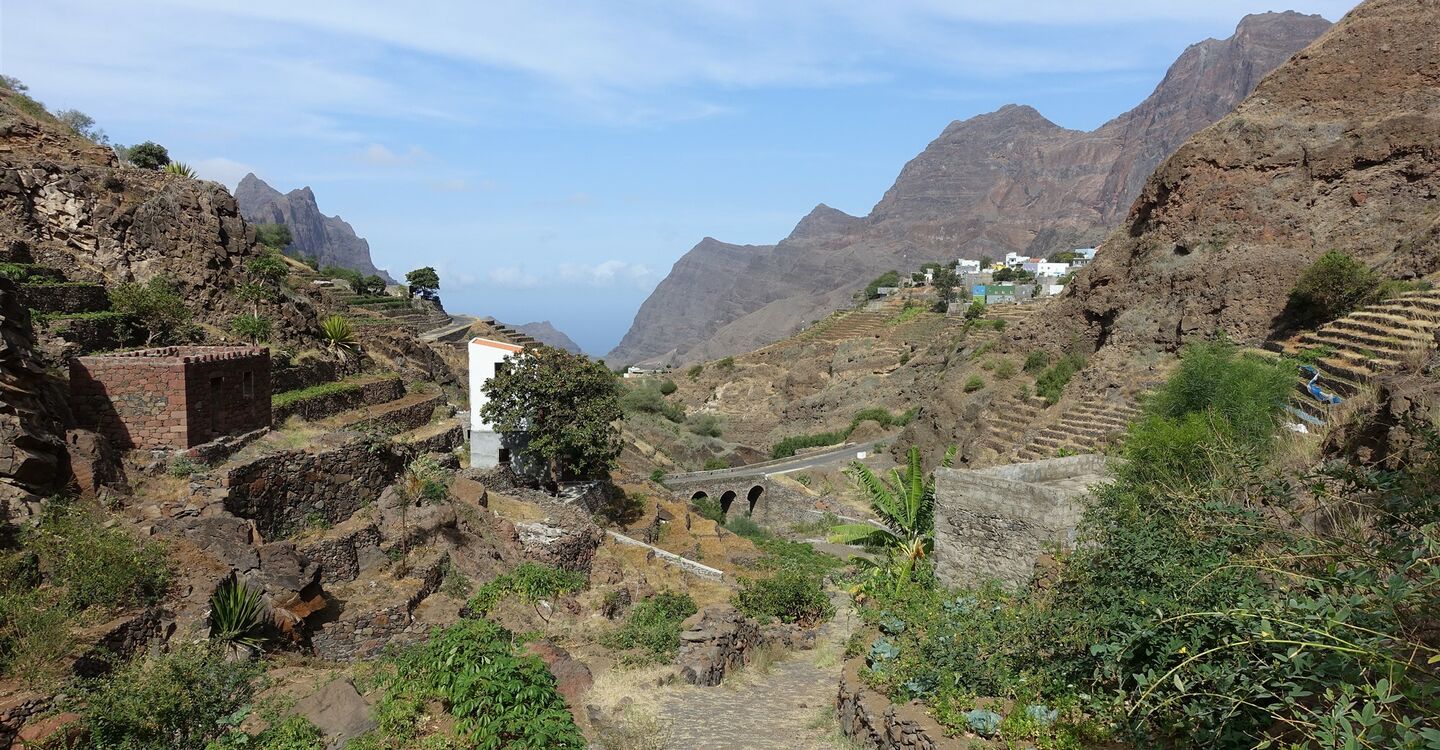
[719,489,738,515]
[746,485,765,515]
[690,490,708,502]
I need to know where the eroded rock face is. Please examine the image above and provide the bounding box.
[0,277,66,517]
[608,12,1331,367]
[234,173,393,282]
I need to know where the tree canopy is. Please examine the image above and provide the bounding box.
[406,267,440,300]
[110,277,190,346]
[478,347,622,486]
[126,141,170,170]
[252,223,293,250]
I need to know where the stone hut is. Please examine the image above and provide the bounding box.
[70,346,271,449]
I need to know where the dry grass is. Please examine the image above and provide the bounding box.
[591,704,672,750]
[718,641,789,689]
[806,706,866,749]
[583,664,673,715]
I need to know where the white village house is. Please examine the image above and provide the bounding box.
[1023,259,1070,277]
[468,336,525,468]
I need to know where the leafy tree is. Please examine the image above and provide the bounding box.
[932,265,960,311]
[230,314,272,343]
[865,270,901,299]
[964,299,986,320]
[1287,250,1380,326]
[992,266,1016,282]
[232,282,272,317]
[359,274,387,296]
[126,141,170,170]
[0,75,26,93]
[110,277,191,345]
[54,109,108,144]
[406,266,440,300]
[479,346,622,486]
[978,255,995,270]
[252,223,293,250]
[245,250,289,288]
[829,445,956,593]
[1047,250,1077,263]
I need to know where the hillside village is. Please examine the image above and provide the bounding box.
[0,0,1438,749]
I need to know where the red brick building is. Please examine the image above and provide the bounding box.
[70,346,272,449]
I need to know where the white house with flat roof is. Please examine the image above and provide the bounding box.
[1023,259,1070,277]
[1070,248,1097,268]
[1003,252,1029,268]
[956,259,981,273]
[468,336,525,468]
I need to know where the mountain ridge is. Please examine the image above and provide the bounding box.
[607,10,1332,367]
[235,173,395,282]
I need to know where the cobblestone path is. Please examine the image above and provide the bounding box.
[657,595,859,750]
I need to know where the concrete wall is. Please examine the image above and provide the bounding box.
[467,337,520,467]
[71,346,270,449]
[933,455,1108,590]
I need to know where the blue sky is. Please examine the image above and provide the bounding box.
[1,0,1357,355]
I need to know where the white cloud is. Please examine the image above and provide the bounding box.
[487,266,542,288]
[191,157,255,188]
[358,143,429,166]
[558,260,656,288]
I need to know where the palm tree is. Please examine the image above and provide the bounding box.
[829,445,955,592]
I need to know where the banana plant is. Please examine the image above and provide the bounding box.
[829,444,956,593]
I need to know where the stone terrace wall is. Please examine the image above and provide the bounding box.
[933,454,1107,589]
[836,658,958,750]
[70,346,270,448]
[271,376,403,424]
[221,438,405,538]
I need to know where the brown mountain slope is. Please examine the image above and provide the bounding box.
[608,11,1331,367]
[235,173,395,282]
[902,0,1440,461]
[515,321,583,353]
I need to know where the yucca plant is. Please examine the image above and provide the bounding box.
[320,314,359,357]
[208,574,270,652]
[829,444,956,593]
[162,161,197,178]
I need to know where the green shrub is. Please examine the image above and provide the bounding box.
[167,454,202,477]
[230,314,272,343]
[716,356,736,371]
[1023,351,1050,373]
[964,299,986,320]
[658,379,678,395]
[110,277,191,346]
[865,270,901,299]
[209,712,325,750]
[702,457,730,471]
[1286,250,1379,326]
[467,562,586,615]
[724,514,767,540]
[691,495,726,523]
[126,141,170,169]
[1034,353,1086,404]
[0,588,74,685]
[320,315,358,356]
[621,381,684,423]
[208,575,270,651]
[360,618,583,749]
[600,592,698,664]
[163,161,197,178]
[649,469,666,485]
[686,413,723,437]
[78,642,260,750]
[993,360,1017,380]
[734,569,834,626]
[963,376,985,393]
[251,223,292,250]
[31,502,171,612]
[686,364,703,379]
[770,430,848,459]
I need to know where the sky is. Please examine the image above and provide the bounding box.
[1,0,1358,355]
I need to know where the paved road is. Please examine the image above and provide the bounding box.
[419,313,477,342]
[666,441,881,483]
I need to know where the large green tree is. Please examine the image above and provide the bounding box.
[126,141,170,170]
[406,266,440,300]
[478,347,622,487]
[252,223,293,250]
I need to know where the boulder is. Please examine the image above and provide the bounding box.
[64,429,125,498]
[292,678,375,750]
[525,640,592,721]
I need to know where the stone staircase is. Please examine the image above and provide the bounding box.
[976,394,1049,456]
[1276,288,1440,422]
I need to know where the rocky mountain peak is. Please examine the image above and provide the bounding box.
[787,203,862,242]
[234,173,394,282]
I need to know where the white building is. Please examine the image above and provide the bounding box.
[468,336,525,468]
[1070,248,1097,267]
[1023,259,1070,277]
[956,259,981,273]
[1003,252,1029,268]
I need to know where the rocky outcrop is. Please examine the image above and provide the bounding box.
[514,321,583,353]
[235,174,393,281]
[835,657,956,749]
[608,12,1331,366]
[675,605,764,687]
[0,277,66,520]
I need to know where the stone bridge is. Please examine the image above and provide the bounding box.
[663,441,878,526]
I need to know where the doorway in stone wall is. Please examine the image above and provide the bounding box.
[209,375,224,437]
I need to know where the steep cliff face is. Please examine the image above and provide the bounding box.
[515,321,583,354]
[235,173,394,282]
[608,12,1330,367]
[902,0,1440,456]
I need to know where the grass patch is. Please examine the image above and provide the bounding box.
[600,592,698,665]
[271,377,371,409]
[1034,352,1086,404]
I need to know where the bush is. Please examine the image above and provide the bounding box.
[621,380,684,423]
[963,376,985,393]
[1023,350,1049,373]
[208,575,270,651]
[230,314,273,343]
[467,562,586,615]
[320,315,358,355]
[0,587,73,685]
[686,413,723,437]
[964,299,986,320]
[30,502,171,612]
[252,223,292,250]
[734,569,834,626]
[110,277,191,346]
[78,642,260,750]
[658,379,678,395]
[649,469,667,485]
[993,360,1017,380]
[1286,250,1379,326]
[1034,353,1086,404]
[686,364,703,379]
[601,592,698,664]
[126,141,170,169]
[865,270,901,299]
[716,356,736,371]
[163,161,197,178]
[702,457,730,471]
[691,495,726,523]
[361,618,584,749]
[771,429,848,459]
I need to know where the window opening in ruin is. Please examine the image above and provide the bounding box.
[243,370,254,399]
[209,376,224,434]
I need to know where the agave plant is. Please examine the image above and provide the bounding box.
[162,160,197,178]
[829,444,956,593]
[208,574,270,652]
[320,314,359,357]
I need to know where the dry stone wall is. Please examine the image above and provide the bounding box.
[221,438,405,538]
[271,376,403,423]
[836,658,957,749]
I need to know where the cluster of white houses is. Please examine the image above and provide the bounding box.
[900,248,1097,307]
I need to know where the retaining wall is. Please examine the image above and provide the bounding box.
[271,377,404,424]
[221,438,405,538]
[836,658,958,749]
